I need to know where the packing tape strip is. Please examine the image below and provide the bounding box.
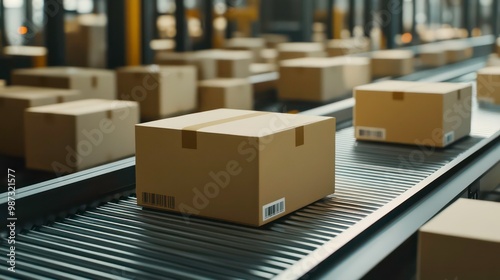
[181,112,305,149]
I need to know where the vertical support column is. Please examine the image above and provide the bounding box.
[381,0,399,49]
[493,0,500,37]
[202,0,214,49]
[299,0,313,41]
[141,0,155,64]
[125,0,141,65]
[348,0,355,37]
[44,0,65,66]
[175,0,189,52]
[106,0,126,68]
[476,0,482,35]
[326,0,335,39]
[463,0,472,37]
[363,0,372,38]
[0,0,7,47]
[411,0,417,44]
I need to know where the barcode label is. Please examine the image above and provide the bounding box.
[142,192,175,209]
[356,126,386,140]
[263,198,285,221]
[443,131,455,146]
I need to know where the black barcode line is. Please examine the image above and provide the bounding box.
[358,127,385,140]
[263,199,285,220]
[142,192,175,209]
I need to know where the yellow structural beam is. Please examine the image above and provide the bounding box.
[126,0,141,66]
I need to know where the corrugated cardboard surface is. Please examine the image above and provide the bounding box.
[0,87,80,157]
[25,99,139,173]
[12,67,116,99]
[136,109,335,226]
[476,67,500,105]
[418,199,500,280]
[371,50,414,77]
[117,65,197,120]
[354,80,472,147]
[198,79,253,111]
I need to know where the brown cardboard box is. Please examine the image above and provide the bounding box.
[12,67,116,100]
[198,79,253,111]
[354,80,472,147]
[331,56,371,89]
[278,57,345,102]
[25,99,139,173]
[260,48,278,64]
[476,67,500,105]
[135,109,335,226]
[250,63,277,75]
[0,86,80,157]
[371,50,414,77]
[155,51,216,80]
[261,34,289,48]
[326,37,370,57]
[0,80,4,87]
[225,37,265,62]
[208,50,252,78]
[276,42,327,61]
[418,199,500,280]
[487,53,500,67]
[419,45,447,67]
[65,14,106,68]
[117,65,197,120]
[442,42,473,63]
[3,46,47,67]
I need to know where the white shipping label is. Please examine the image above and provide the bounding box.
[356,126,386,140]
[263,198,285,221]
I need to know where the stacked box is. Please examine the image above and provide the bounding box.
[25,99,139,173]
[155,51,216,80]
[0,86,80,157]
[117,65,197,120]
[354,80,472,147]
[12,67,116,100]
[419,45,447,67]
[326,37,370,57]
[331,56,371,89]
[135,109,336,226]
[225,37,266,62]
[198,79,253,111]
[261,34,289,48]
[442,42,473,63]
[276,43,327,61]
[209,50,253,78]
[371,50,414,77]
[65,14,106,68]
[476,67,500,105]
[418,199,500,280]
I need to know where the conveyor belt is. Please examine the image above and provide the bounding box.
[1,105,496,279]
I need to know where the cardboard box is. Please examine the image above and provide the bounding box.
[198,79,253,111]
[155,51,216,80]
[225,37,265,62]
[371,50,414,77]
[331,56,371,90]
[326,37,370,57]
[12,67,116,100]
[0,80,4,87]
[65,14,106,68]
[276,43,327,61]
[476,67,500,105]
[418,199,500,280]
[117,65,197,120]
[486,53,500,67]
[3,46,47,67]
[135,109,335,226]
[25,99,139,173]
[0,86,80,157]
[209,50,252,78]
[278,57,345,102]
[442,42,473,63]
[260,48,278,64]
[419,45,447,67]
[250,63,277,75]
[261,34,289,48]
[354,80,472,147]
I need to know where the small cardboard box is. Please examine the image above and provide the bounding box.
[326,37,370,57]
[354,80,472,147]
[443,42,473,63]
[0,86,80,157]
[65,14,106,68]
[276,42,327,61]
[12,67,116,100]
[278,57,345,101]
[198,79,253,111]
[260,48,278,64]
[419,45,447,67]
[155,51,216,80]
[117,65,197,120]
[486,53,500,67]
[209,50,252,78]
[135,109,336,226]
[476,67,500,105]
[418,199,500,280]
[371,50,414,77]
[0,80,5,87]
[261,34,289,48]
[225,37,266,62]
[25,99,139,173]
[331,56,371,90]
